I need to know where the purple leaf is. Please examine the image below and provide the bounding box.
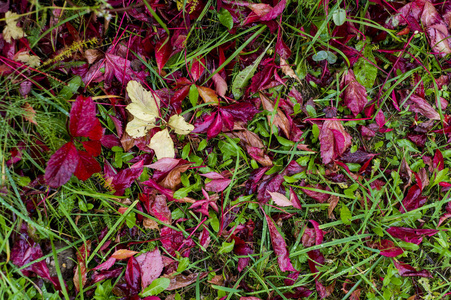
[402,93,440,120]
[45,142,79,188]
[221,103,259,123]
[265,214,296,272]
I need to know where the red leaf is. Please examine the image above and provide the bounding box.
[393,260,432,278]
[190,57,205,82]
[319,120,352,164]
[82,140,102,157]
[433,149,445,171]
[136,249,164,289]
[341,70,368,117]
[92,257,116,271]
[45,141,79,188]
[69,95,103,140]
[155,36,172,75]
[125,257,141,295]
[400,184,427,213]
[367,239,404,257]
[265,214,296,272]
[74,151,101,181]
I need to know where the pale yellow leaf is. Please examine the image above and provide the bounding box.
[3,12,26,43]
[15,52,41,68]
[126,80,160,122]
[125,117,158,138]
[168,114,194,135]
[149,129,175,160]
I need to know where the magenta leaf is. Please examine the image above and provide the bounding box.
[341,69,368,117]
[393,260,432,278]
[205,178,231,192]
[45,141,79,188]
[136,249,164,290]
[11,228,59,287]
[265,214,296,272]
[386,227,438,245]
[260,0,286,21]
[190,56,205,82]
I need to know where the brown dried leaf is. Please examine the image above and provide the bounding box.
[159,163,191,190]
[164,272,207,290]
[260,93,290,138]
[327,195,339,219]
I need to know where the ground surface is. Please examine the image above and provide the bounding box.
[1,0,451,299]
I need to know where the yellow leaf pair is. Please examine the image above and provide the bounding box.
[125,81,194,160]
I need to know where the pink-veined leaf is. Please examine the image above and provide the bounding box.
[69,95,103,140]
[319,120,352,164]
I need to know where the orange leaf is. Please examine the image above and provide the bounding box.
[111,249,139,260]
[197,86,219,105]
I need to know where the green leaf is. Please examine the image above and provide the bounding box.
[312,124,320,143]
[218,8,233,30]
[433,168,450,187]
[177,257,190,272]
[312,51,328,62]
[354,45,378,88]
[332,9,346,26]
[232,50,266,99]
[218,240,235,254]
[140,278,170,297]
[59,76,83,99]
[189,84,199,107]
[340,205,352,225]
[198,139,208,151]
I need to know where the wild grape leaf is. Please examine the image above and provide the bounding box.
[45,142,79,188]
[212,72,227,98]
[341,69,368,117]
[149,129,175,160]
[260,93,290,138]
[269,191,293,207]
[197,86,219,105]
[74,150,101,181]
[400,184,427,213]
[260,0,286,21]
[265,214,296,272]
[367,239,404,257]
